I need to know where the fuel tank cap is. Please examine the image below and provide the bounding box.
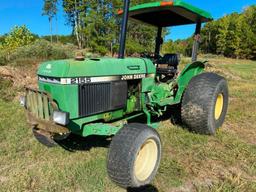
[75,52,85,61]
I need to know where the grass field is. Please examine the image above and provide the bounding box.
[0,57,256,192]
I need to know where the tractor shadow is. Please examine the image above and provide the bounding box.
[155,104,190,131]
[161,104,183,125]
[57,134,111,152]
[127,184,158,192]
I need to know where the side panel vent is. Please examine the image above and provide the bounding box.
[78,81,127,117]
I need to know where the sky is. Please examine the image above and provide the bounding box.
[0,0,255,41]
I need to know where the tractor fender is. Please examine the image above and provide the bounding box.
[173,61,206,104]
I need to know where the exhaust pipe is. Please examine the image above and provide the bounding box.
[191,21,201,62]
[118,0,130,59]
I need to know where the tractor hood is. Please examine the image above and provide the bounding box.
[38,57,155,78]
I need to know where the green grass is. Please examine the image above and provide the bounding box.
[0,57,256,192]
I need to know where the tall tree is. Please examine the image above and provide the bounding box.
[236,6,256,59]
[82,0,122,54]
[63,0,88,49]
[61,0,167,55]
[216,13,240,57]
[1,25,35,57]
[200,5,256,59]
[42,0,58,43]
[126,0,159,55]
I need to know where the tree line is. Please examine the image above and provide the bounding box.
[201,5,256,59]
[0,1,255,60]
[164,5,256,60]
[41,0,158,55]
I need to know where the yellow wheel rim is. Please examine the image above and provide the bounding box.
[215,93,224,120]
[134,139,158,182]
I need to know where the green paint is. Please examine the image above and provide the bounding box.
[33,60,205,137]
[28,1,210,138]
[38,82,78,118]
[142,77,155,92]
[149,83,172,104]
[141,92,152,125]
[129,0,212,21]
[38,58,155,78]
[35,57,205,137]
[68,109,124,133]
[81,112,146,137]
[82,123,120,137]
[174,61,205,103]
[126,95,137,114]
[174,0,212,19]
[36,57,158,136]
[150,122,160,129]
[37,94,44,119]
[140,62,205,109]
[42,94,50,120]
[125,112,144,121]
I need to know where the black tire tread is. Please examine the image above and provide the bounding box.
[181,72,228,134]
[107,123,161,188]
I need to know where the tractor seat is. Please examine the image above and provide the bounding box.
[156,54,180,75]
[157,54,180,67]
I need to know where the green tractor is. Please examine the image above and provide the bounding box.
[20,0,228,189]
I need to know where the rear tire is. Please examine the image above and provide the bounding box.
[181,72,228,135]
[107,123,161,188]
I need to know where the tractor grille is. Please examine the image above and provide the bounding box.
[78,81,127,117]
[25,88,54,120]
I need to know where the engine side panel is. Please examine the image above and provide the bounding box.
[38,57,156,78]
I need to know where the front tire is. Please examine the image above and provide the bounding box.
[181,72,229,135]
[107,123,161,188]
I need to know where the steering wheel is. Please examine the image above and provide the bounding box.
[140,52,164,64]
[140,52,153,59]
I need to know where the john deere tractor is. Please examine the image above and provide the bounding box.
[20,0,228,189]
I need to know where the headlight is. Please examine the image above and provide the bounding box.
[53,111,69,126]
[19,96,26,107]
